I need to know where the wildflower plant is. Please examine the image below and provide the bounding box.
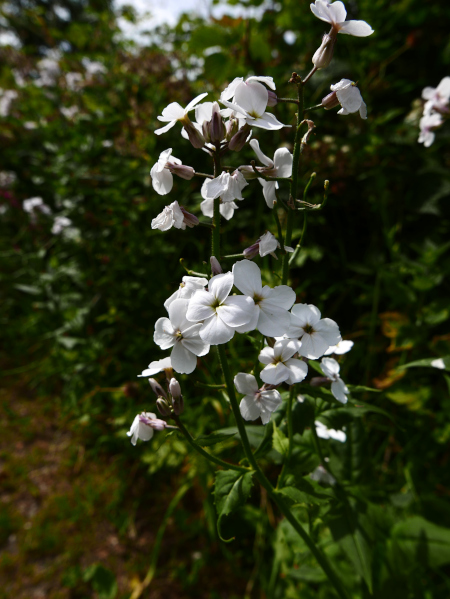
[128,2,377,596]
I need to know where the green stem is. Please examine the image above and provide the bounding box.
[304,103,324,113]
[289,212,307,266]
[223,253,245,259]
[281,81,305,285]
[173,415,249,473]
[273,207,285,250]
[217,345,349,599]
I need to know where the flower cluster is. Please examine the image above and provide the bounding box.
[418,77,450,147]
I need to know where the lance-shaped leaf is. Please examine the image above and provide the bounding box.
[214,470,254,542]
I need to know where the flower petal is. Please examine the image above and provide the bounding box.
[181,335,209,357]
[285,358,308,384]
[171,341,197,374]
[249,139,274,167]
[168,298,191,330]
[154,317,175,350]
[315,318,341,347]
[273,147,293,178]
[186,290,216,322]
[219,295,255,327]
[161,102,185,120]
[260,362,290,385]
[268,285,296,310]
[235,80,268,117]
[321,357,340,378]
[200,314,234,345]
[209,272,234,303]
[154,120,176,135]
[251,112,288,130]
[240,395,262,421]
[151,167,173,195]
[258,346,275,365]
[233,260,263,296]
[338,20,374,37]
[331,378,349,404]
[246,75,276,90]
[234,373,258,395]
[260,180,277,208]
[185,92,209,112]
[257,304,291,337]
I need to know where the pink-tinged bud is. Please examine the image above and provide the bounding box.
[168,163,195,180]
[169,377,182,400]
[172,394,184,415]
[180,206,199,228]
[225,116,239,141]
[312,32,337,69]
[209,102,225,144]
[310,376,331,387]
[321,91,340,110]
[182,117,205,149]
[243,242,260,260]
[156,397,172,417]
[267,90,278,107]
[139,413,167,430]
[148,378,167,399]
[229,124,251,152]
[210,256,222,275]
[202,120,211,143]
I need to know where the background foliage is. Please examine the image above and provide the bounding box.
[1,0,450,597]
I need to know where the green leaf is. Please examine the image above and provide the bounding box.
[390,516,450,569]
[347,385,381,393]
[347,399,394,421]
[272,422,289,456]
[253,420,274,459]
[279,480,335,506]
[195,432,236,447]
[214,470,254,542]
[308,360,325,375]
[398,355,450,372]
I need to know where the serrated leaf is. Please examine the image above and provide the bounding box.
[272,422,289,456]
[195,432,236,447]
[214,470,254,542]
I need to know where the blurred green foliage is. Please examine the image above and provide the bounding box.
[1,0,450,596]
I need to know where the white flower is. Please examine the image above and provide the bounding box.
[138,357,173,378]
[257,231,294,259]
[234,373,282,425]
[220,77,288,131]
[324,339,354,355]
[23,197,52,216]
[233,260,295,337]
[65,72,83,91]
[422,77,450,115]
[259,339,308,385]
[155,93,208,135]
[51,216,72,234]
[150,148,193,196]
[164,276,208,311]
[418,112,443,147]
[310,465,336,485]
[286,304,341,359]
[330,79,367,119]
[186,272,254,345]
[151,200,186,231]
[127,412,167,446]
[82,58,106,76]
[310,1,374,37]
[315,420,346,442]
[200,198,239,221]
[201,170,248,204]
[154,298,210,374]
[320,357,349,403]
[0,89,18,117]
[246,139,293,208]
[60,106,79,119]
[431,358,446,370]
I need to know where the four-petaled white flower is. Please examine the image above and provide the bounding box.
[234,373,282,425]
[233,260,296,337]
[324,339,354,355]
[259,339,308,385]
[127,412,167,446]
[250,231,294,259]
[247,140,293,208]
[310,1,374,37]
[155,93,208,135]
[186,272,254,345]
[154,298,210,374]
[315,420,346,442]
[150,148,195,196]
[286,304,341,359]
[422,77,450,116]
[164,276,208,311]
[220,77,288,131]
[201,170,248,203]
[138,357,173,378]
[320,357,349,403]
[330,79,367,119]
[200,197,239,221]
[151,200,186,231]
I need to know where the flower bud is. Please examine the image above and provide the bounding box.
[139,413,167,431]
[312,32,337,69]
[168,163,195,180]
[172,394,184,415]
[310,376,331,387]
[169,377,182,400]
[182,116,205,149]
[321,91,340,110]
[156,397,172,417]
[228,124,251,152]
[210,256,223,275]
[180,206,199,228]
[209,102,225,144]
[243,242,260,260]
[267,90,278,107]
[202,120,211,144]
[225,116,239,141]
[239,165,259,180]
[148,378,167,399]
